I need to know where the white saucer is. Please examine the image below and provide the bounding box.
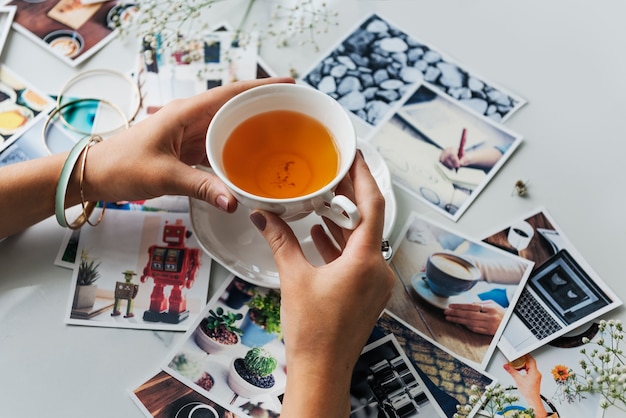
[189,140,397,288]
[411,272,478,310]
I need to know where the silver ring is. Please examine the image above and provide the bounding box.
[381,240,392,261]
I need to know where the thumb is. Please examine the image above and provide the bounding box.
[249,210,311,278]
[169,164,238,213]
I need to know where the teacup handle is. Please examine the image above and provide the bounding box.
[314,193,361,230]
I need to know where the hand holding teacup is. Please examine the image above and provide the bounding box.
[206,83,361,229]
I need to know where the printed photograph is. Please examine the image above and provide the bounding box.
[0,105,82,167]
[389,212,534,369]
[6,0,128,66]
[350,334,440,417]
[0,65,55,155]
[486,313,626,418]
[371,311,495,418]
[137,26,258,120]
[482,209,622,360]
[0,5,15,55]
[163,275,284,418]
[368,82,522,222]
[300,12,526,137]
[64,210,211,331]
[159,273,497,418]
[131,370,245,418]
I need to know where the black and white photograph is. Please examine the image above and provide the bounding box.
[350,334,438,417]
[371,311,495,418]
[300,12,526,138]
[368,82,522,221]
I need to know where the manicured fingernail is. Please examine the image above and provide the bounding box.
[216,195,230,212]
[250,211,266,231]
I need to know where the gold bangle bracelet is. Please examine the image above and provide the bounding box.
[66,201,98,230]
[79,135,106,227]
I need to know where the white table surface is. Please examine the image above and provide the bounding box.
[2,1,626,417]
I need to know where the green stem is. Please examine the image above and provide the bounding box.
[234,0,256,43]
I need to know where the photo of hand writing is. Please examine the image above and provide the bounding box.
[369,82,523,221]
[389,212,534,368]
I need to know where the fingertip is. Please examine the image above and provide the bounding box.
[250,211,267,231]
[250,210,309,274]
[216,195,236,213]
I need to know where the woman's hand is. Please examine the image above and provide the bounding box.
[84,77,295,212]
[444,300,505,336]
[0,77,294,237]
[250,151,396,417]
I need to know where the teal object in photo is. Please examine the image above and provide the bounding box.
[58,99,98,133]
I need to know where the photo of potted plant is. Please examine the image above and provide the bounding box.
[72,251,101,309]
[228,347,278,399]
[223,277,255,309]
[194,306,244,353]
[240,289,282,347]
[169,353,216,392]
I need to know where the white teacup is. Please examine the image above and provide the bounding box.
[206,83,361,229]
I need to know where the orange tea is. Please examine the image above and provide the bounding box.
[222,110,339,199]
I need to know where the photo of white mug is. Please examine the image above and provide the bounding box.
[507,220,535,252]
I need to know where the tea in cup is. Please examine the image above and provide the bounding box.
[424,252,481,297]
[206,83,360,229]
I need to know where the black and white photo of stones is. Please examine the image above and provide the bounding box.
[301,13,526,131]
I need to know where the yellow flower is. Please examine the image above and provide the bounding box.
[551,364,570,382]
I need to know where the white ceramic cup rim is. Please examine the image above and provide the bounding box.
[206,83,356,204]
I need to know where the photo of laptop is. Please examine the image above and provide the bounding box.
[499,248,613,358]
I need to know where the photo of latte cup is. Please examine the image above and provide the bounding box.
[188,404,218,418]
[507,220,535,252]
[206,83,361,229]
[424,252,481,297]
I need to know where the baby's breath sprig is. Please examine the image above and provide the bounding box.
[455,320,625,417]
[570,319,626,412]
[266,0,339,52]
[115,0,224,51]
[453,384,530,418]
[114,0,339,59]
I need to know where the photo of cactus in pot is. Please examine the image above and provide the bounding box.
[228,347,278,398]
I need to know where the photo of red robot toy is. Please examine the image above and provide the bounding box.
[141,219,200,324]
